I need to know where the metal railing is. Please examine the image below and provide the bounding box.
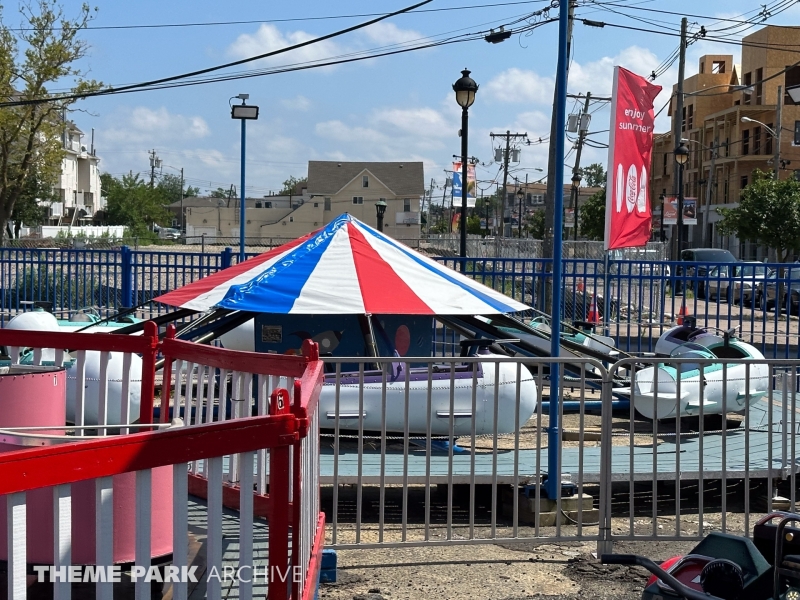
[0,327,325,600]
[1,246,800,354]
[317,353,800,556]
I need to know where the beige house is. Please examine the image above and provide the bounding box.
[181,161,424,242]
[306,161,423,239]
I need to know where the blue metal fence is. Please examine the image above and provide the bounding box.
[0,246,798,358]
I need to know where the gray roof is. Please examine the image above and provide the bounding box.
[307,161,424,196]
[166,197,227,209]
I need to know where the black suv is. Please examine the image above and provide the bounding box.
[675,248,737,297]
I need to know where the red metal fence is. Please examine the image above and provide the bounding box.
[0,324,324,600]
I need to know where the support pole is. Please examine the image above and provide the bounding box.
[571,92,592,242]
[672,17,687,259]
[459,107,469,265]
[239,119,246,262]
[545,0,570,500]
[702,139,717,247]
[775,85,783,182]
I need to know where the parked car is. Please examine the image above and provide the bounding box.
[674,248,737,297]
[157,227,181,241]
[706,262,769,304]
[758,266,800,313]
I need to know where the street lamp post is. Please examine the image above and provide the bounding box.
[453,69,478,266]
[674,140,690,256]
[516,188,524,238]
[375,199,387,232]
[231,94,259,262]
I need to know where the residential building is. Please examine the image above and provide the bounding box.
[501,182,603,236]
[49,122,102,226]
[650,26,800,259]
[306,161,423,239]
[181,161,424,242]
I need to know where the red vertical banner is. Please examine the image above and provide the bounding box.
[604,67,662,250]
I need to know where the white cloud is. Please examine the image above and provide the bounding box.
[361,22,422,45]
[227,24,345,67]
[281,95,312,111]
[101,106,210,146]
[484,68,555,104]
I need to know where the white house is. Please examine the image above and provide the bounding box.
[47,122,103,226]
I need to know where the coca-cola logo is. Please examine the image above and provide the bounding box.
[614,164,648,214]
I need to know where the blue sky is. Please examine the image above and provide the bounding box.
[33,0,800,198]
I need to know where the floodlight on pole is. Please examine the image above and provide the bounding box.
[231,94,259,262]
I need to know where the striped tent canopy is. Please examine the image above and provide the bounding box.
[155,214,529,315]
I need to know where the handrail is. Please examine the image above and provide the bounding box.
[0,403,297,496]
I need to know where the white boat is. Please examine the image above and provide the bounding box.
[632,324,769,420]
[318,351,538,435]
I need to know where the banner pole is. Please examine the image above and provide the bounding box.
[603,251,612,338]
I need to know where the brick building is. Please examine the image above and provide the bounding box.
[650,26,800,259]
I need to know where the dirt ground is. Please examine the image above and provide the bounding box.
[319,513,757,600]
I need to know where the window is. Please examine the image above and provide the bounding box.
[712,60,725,74]
[687,104,694,130]
[681,106,687,132]
[264,201,272,209]
[743,72,752,104]
[255,201,262,208]
[289,216,294,222]
[324,197,331,211]
[741,175,748,190]
[786,66,800,104]
[742,129,750,155]
[662,152,668,175]
[313,202,319,208]
[352,196,363,205]
[794,121,800,146]
[755,68,763,104]
[754,126,761,155]
[766,126,773,155]
[362,175,369,188]
[403,198,411,212]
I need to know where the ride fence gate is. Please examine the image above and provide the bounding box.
[0,325,325,600]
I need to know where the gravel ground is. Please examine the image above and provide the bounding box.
[320,513,759,600]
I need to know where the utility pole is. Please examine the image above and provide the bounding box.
[149,149,161,188]
[673,17,688,258]
[543,0,576,259]
[570,92,592,241]
[426,178,435,233]
[490,130,527,237]
[774,84,783,182]
[702,137,717,247]
[440,174,449,233]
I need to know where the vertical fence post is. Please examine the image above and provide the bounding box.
[120,245,133,309]
[139,321,159,424]
[597,374,614,556]
[160,324,177,424]
[220,247,233,269]
[268,388,292,600]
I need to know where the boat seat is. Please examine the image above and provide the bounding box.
[69,313,95,323]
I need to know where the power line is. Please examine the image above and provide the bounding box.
[0,0,433,107]
[5,1,553,32]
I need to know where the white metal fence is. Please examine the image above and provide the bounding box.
[319,353,800,555]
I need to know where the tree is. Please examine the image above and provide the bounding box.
[6,169,54,238]
[0,1,102,239]
[580,189,606,241]
[527,209,545,239]
[103,172,170,238]
[717,170,800,262]
[466,214,482,235]
[210,187,230,199]
[279,176,307,195]
[156,173,198,204]
[582,163,607,188]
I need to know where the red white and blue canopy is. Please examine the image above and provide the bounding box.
[156,214,529,315]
